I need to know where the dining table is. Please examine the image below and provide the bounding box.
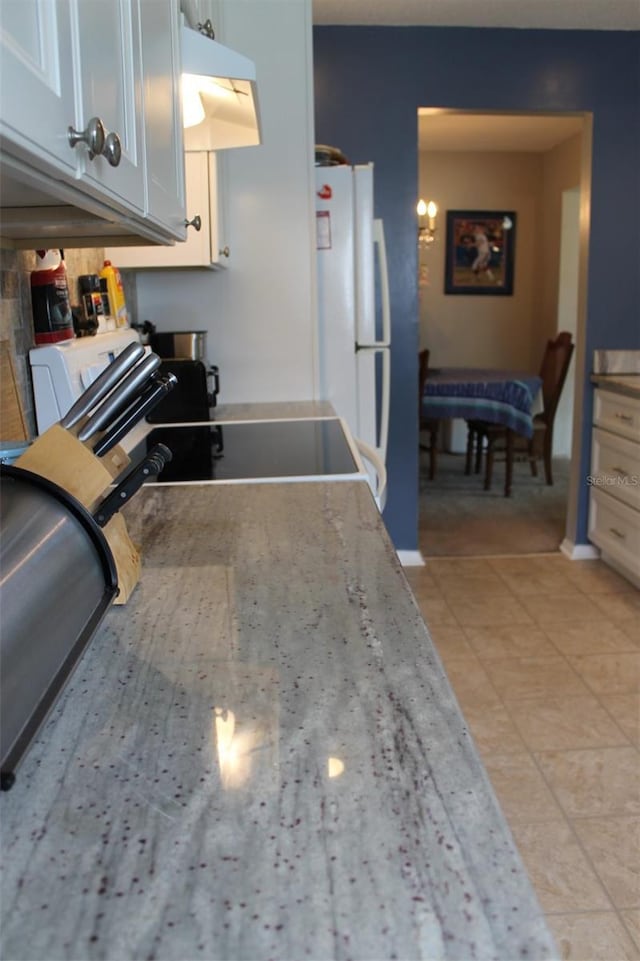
[421,367,543,496]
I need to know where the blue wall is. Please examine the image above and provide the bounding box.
[313,26,640,551]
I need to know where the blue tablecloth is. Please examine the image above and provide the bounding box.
[422,368,543,438]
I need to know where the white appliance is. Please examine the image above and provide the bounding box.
[29,330,141,435]
[315,163,391,473]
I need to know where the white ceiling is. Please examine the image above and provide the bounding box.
[418,110,585,151]
[312,0,640,30]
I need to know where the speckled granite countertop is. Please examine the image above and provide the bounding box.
[591,373,640,398]
[0,482,557,961]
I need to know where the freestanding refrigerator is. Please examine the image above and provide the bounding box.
[315,163,391,471]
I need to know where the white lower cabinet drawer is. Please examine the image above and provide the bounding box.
[591,427,640,512]
[589,487,640,580]
[593,389,640,443]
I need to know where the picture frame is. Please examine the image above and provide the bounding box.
[444,210,517,295]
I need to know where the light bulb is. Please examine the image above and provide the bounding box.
[416,199,427,218]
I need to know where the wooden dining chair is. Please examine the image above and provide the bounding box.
[419,349,440,480]
[467,331,575,492]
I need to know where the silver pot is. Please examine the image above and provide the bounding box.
[0,465,118,788]
[150,330,207,361]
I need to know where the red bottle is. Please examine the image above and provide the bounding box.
[31,249,74,345]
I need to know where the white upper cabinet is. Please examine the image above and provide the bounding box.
[72,0,145,212]
[0,0,77,174]
[139,0,186,237]
[107,151,228,268]
[0,0,186,244]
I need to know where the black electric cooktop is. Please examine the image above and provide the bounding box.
[129,418,360,483]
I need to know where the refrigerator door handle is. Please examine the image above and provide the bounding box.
[356,219,391,349]
[378,346,390,464]
[354,437,387,513]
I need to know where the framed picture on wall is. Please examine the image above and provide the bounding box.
[444,210,517,295]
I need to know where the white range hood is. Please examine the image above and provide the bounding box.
[181,20,262,151]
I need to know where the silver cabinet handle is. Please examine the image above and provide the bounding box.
[609,527,626,540]
[185,215,202,231]
[68,116,106,159]
[612,466,629,478]
[102,131,122,167]
[615,412,633,423]
[219,246,230,258]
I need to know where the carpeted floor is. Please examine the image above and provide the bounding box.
[419,450,570,557]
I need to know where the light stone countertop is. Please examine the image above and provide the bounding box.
[0,482,557,961]
[591,373,640,399]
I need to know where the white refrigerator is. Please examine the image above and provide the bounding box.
[315,163,391,478]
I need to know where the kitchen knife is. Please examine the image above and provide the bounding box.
[93,443,173,527]
[77,353,162,442]
[92,373,178,457]
[60,342,145,429]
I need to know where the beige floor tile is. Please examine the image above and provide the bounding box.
[548,911,639,961]
[572,816,640,909]
[482,656,591,701]
[519,593,605,625]
[600,693,640,746]
[415,595,458,627]
[463,623,557,659]
[621,619,640,644]
[483,753,564,822]
[567,652,640,695]
[544,621,640,656]
[488,555,573,577]
[426,625,476,664]
[426,557,497,579]
[565,562,638,594]
[442,657,502,710]
[621,909,640,951]
[433,572,511,597]
[504,695,629,751]
[499,571,582,596]
[509,820,611,913]
[593,593,640,624]
[449,594,535,628]
[535,746,640,818]
[404,570,440,595]
[461,703,527,755]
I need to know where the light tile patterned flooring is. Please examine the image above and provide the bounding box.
[404,553,640,961]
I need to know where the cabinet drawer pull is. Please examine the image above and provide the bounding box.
[615,412,634,423]
[219,246,230,258]
[612,466,630,478]
[184,215,202,231]
[68,116,106,159]
[609,527,626,540]
[102,131,122,167]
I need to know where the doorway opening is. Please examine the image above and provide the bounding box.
[417,108,591,557]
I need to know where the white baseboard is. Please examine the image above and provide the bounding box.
[397,550,426,567]
[560,538,600,561]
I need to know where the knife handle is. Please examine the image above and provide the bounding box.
[93,444,173,527]
[60,342,145,429]
[92,374,177,457]
[77,353,161,442]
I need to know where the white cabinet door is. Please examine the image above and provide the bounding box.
[0,0,77,174]
[139,0,186,238]
[107,152,228,268]
[71,0,145,212]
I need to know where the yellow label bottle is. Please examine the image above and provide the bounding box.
[99,260,128,328]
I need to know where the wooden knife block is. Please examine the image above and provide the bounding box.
[14,425,141,605]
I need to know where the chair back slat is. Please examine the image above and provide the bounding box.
[539,331,574,421]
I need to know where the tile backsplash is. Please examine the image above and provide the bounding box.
[0,246,106,436]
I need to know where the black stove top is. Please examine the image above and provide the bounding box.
[128,418,360,483]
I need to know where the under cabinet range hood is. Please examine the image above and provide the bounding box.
[181,19,262,151]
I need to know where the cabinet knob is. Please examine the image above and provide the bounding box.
[68,116,106,160]
[184,215,202,231]
[219,246,230,258]
[102,131,122,167]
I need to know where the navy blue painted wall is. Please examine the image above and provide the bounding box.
[313,26,640,552]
